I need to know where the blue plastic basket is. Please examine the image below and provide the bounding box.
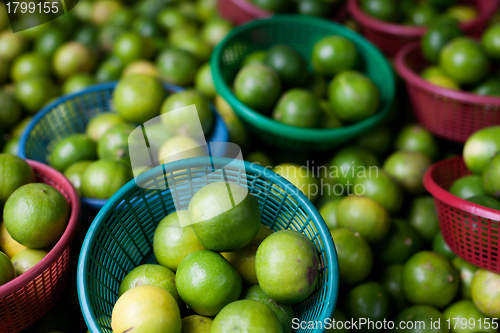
[18,82,229,214]
[77,157,339,333]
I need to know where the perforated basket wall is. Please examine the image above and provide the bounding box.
[78,157,338,333]
[424,156,500,273]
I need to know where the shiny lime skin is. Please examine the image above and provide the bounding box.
[394,306,448,333]
[406,4,439,26]
[374,218,423,265]
[272,89,322,128]
[242,51,268,66]
[408,196,440,241]
[312,36,357,76]
[49,134,97,172]
[265,45,308,87]
[113,32,146,65]
[328,71,380,123]
[360,0,400,22]
[201,17,233,49]
[471,269,500,318]
[383,151,431,196]
[81,160,133,199]
[64,160,92,196]
[381,264,409,312]
[156,48,199,87]
[14,76,56,114]
[35,28,66,59]
[482,24,500,61]
[421,66,446,80]
[97,123,135,163]
[463,126,500,174]
[195,62,216,100]
[449,175,486,199]
[481,153,500,198]
[353,169,403,213]
[175,36,211,62]
[452,257,478,300]
[298,0,330,17]
[234,63,282,113]
[319,198,343,230]
[52,42,95,79]
[95,56,123,83]
[86,113,125,142]
[395,125,439,160]
[472,78,500,97]
[444,300,496,333]
[468,195,500,210]
[176,250,242,316]
[329,145,378,187]
[11,52,51,83]
[62,73,96,95]
[11,248,48,275]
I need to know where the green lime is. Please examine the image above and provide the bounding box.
[74,25,99,49]
[15,76,57,114]
[383,151,431,195]
[312,36,357,76]
[181,315,213,333]
[196,0,217,21]
[328,71,380,123]
[112,285,181,333]
[273,163,319,202]
[327,309,349,332]
[449,175,486,199]
[53,42,95,79]
[81,159,133,199]
[306,73,327,98]
[408,196,440,241]
[452,257,478,300]
[86,113,126,142]
[467,195,500,210]
[132,16,163,39]
[472,78,500,97]
[112,32,147,66]
[360,0,400,22]
[298,0,331,17]
[330,145,378,187]
[0,91,22,130]
[122,60,160,79]
[374,218,423,265]
[265,45,308,87]
[272,89,322,128]
[2,137,18,156]
[157,7,190,31]
[97,123,135,164]
[95,56,123,83]
[471,269,500,318]
[421,66,446,79]
[337,195,391,243]
[445,5,478,23]
[394,306,447,333]
[440,37,489,85]
[64,160,92,196]
[212,300,282,332]
[330,228,373,286]
[35,28,66,59]
[380,264,409,312]
[174,35,211,62]
[156,48,199,87]
[114,75,165,124]
[241,285,294,333]
[195,62,216,100]
[4,183,69,248]
[234,63,282,113]
[0,154,35,209]
[0,57,7,84]
[319,197,343,230]
[246,151,272,168]
[427,74,461,90]
[153,210,207,272]
[200,17,232,48]
[444,300,495,333]
[395,125,439,160]
[11,52,51,83]
[250,0,291,12]
[481,153,500,198]
[98,24,126,53]
[0,251,15,286]
[90,0,123,26]
[62,73,96,95]
[482,24,500,61]
[353,169,403,213]
[11,248,48,276]
[407,4,439,26]
[356,125,392,156]
[432,232,456,261]
[463,126,500,174]
[402,251,459,308]
[160,89,213,136]
[343,282,392,332]
[157,136,207,164]
[176,250,242,316]
[319,100,343,129]
[49,134,97,172]
[242,51,268,66]
[110,8,134,28]
[0,31,26,62]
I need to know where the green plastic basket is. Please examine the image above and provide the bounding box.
[211,15,396,152]
[78,157,338,333]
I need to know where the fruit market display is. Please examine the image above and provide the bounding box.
[0,0,499,332]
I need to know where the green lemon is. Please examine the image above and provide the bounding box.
[241,285,294,333]
[482,24,500,61]
[49,134,97,172]
[11,52,51,83]
[0,251,15,286]
[395,125,439,160]
[440,37,489,85]
[62,73,96,95]
[383,151,431,195]
[4,183,69,249]
[196,0,217,21]
[463,126,500,174]
[360,0,400,22]
[481,153,500,198]
[157,7,190,31]
[234,63,282,113]
[330,228,373,286]
[265,44,308,87]
[15,76,57,114]
[0,31,26,62]
[380,264,409,312]
[394,306,447,333]
[112,32,147,66]
[467,195,500,210]
[95,56,123,83]
[328,71,380,123]
[188,182,261,252]
[402,251,459,308]
[11,248,48,276]
[273,163,319,202]
[97,123,135,164]
[444,300,495,333]
[114,75,165,124]
[64,160,92,196]
[156,48,199,87]
[312,36,357,76]
[157,136,207,164]
[374,218,423,265]
[0,222,27,258]
[423,19,463,63]
[118,264,181,306]
[432,232,456,261]
[272,89,322,128]
[0,91,21,130]
[35,28,66,59]
[353,169,403,213]
[421,66,446,80]
[445,5,478,23]
[153,210,207,272]
[174,35,211,62]
[81,160,133,199]
[195,62,216,100]
[53,42,95,79]
[407,3,439,26]
[472,78,500,97]
[319,197,343,230]
[408,196,440,241]
[86,113,126,142]
[242,51,268,66]
[2,138,19,156]
[122,60,160,79]
[132,16,163,39]
[329,145,379,188]
[255,230,319,304]
[426,75,461,90]
[471,269,500,318]
[452,257,478,300]
[176,250,242,316]
[200,17,232,48]
[0,154,35,209]
[160,89,213,136]
[112,285,181,333]
[181,315,213,333]
[449,175,486,199]
[337,195,391,243]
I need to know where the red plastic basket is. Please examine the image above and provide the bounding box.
[395,41,500,143]
[0,160,80,333]
[424,156,500,273]
[348,0,499,57]
[218,0,348,25]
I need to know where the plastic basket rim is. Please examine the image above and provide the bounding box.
[347,0,500,37]
[423,155,500,221]
[228,0,271,16]
[0,160,81,298]
[18,81,229,210]
[395,41,500,105]
[210,15,396,142]
[77,156,339,333]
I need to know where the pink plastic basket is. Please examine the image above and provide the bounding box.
[218,0,348,25]
[395,41,500,143]
[0,160,80,333]
[348,0,499,57]
[424,156,500,273]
